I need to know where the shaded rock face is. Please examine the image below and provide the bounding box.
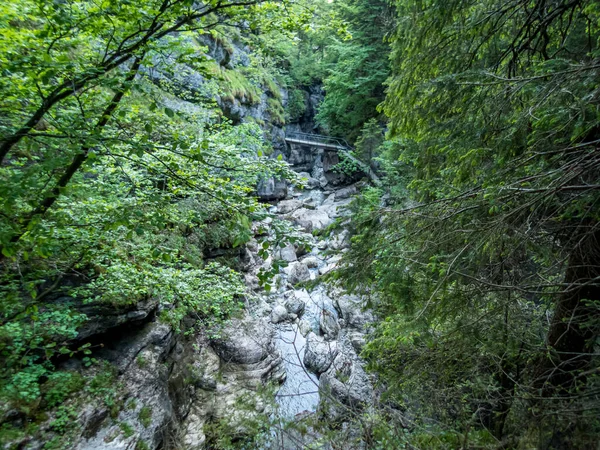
[211,318,275,365]
[320,310,340,341]
[258,177,288,201]
[284,290,308,317]
[271,304,289,324]
[75,323,175,450]
[319,333,374,422]
[68,314,284,450]
[304,332,338,375]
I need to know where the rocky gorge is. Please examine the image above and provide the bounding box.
[1,31,377,450]
[20,145,376,450]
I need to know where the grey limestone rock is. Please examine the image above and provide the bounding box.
[303,332,338,375]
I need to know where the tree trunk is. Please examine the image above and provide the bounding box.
[537,228,600,392]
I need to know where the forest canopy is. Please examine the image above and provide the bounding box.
[0,0,599,448]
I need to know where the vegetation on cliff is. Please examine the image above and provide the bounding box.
[1,0,599,448]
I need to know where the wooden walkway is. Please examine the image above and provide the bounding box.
[284,132,380,184]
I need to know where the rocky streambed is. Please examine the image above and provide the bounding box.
[13,152,375,450]
[238,178,377,448]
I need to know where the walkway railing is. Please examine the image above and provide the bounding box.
[284,131,380,184]
[284,132,352,150]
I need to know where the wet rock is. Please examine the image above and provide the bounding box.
[271,305,289,324]
[284,290,307,316]
[320,310,340,341]
[286,261,311,285]
[304,332,338,375]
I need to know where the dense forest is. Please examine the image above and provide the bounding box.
[0,0,598,449]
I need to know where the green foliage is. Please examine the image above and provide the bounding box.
[206,61,263,104]
[49,404,78,434]
[332,150,362,177]
[135,440,150,450]
[285,89,308,122]
[138,406,152,428]
[119,421,135,438]
[42,372,85,408]
[315,0,394,141]
[354,119,384,163]
[339,0,600,447]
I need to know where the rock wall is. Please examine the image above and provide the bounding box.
[5,31,374,450]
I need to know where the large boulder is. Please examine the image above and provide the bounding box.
[271,305,289,324]
[302,256,321,269]
[303,332,338,375]
[334,185,357,200]
[211,318,274,365]
[334,293,374,330]
[257,178,287,201]
[286,261,311,285]
[320,350,373,408]
[319,310,340,341]
[290,208,332,232]
[276,243,297,262]
[284,290,308,316]
[277,199,304,214]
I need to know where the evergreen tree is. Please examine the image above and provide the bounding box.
[341,0,600,446]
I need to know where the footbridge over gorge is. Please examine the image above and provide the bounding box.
[284,131,380,184]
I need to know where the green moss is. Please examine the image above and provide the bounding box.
[135,440,150,450]
[263,75,282,100]
[138,406,152,428]
[267,97,285,125]
[42,371,85,408]
[203,61,262,104]
[119,422,135,438]
[209,29,234,55]
[136,355,147,369]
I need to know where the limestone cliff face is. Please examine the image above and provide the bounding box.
[6,31,371,450]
